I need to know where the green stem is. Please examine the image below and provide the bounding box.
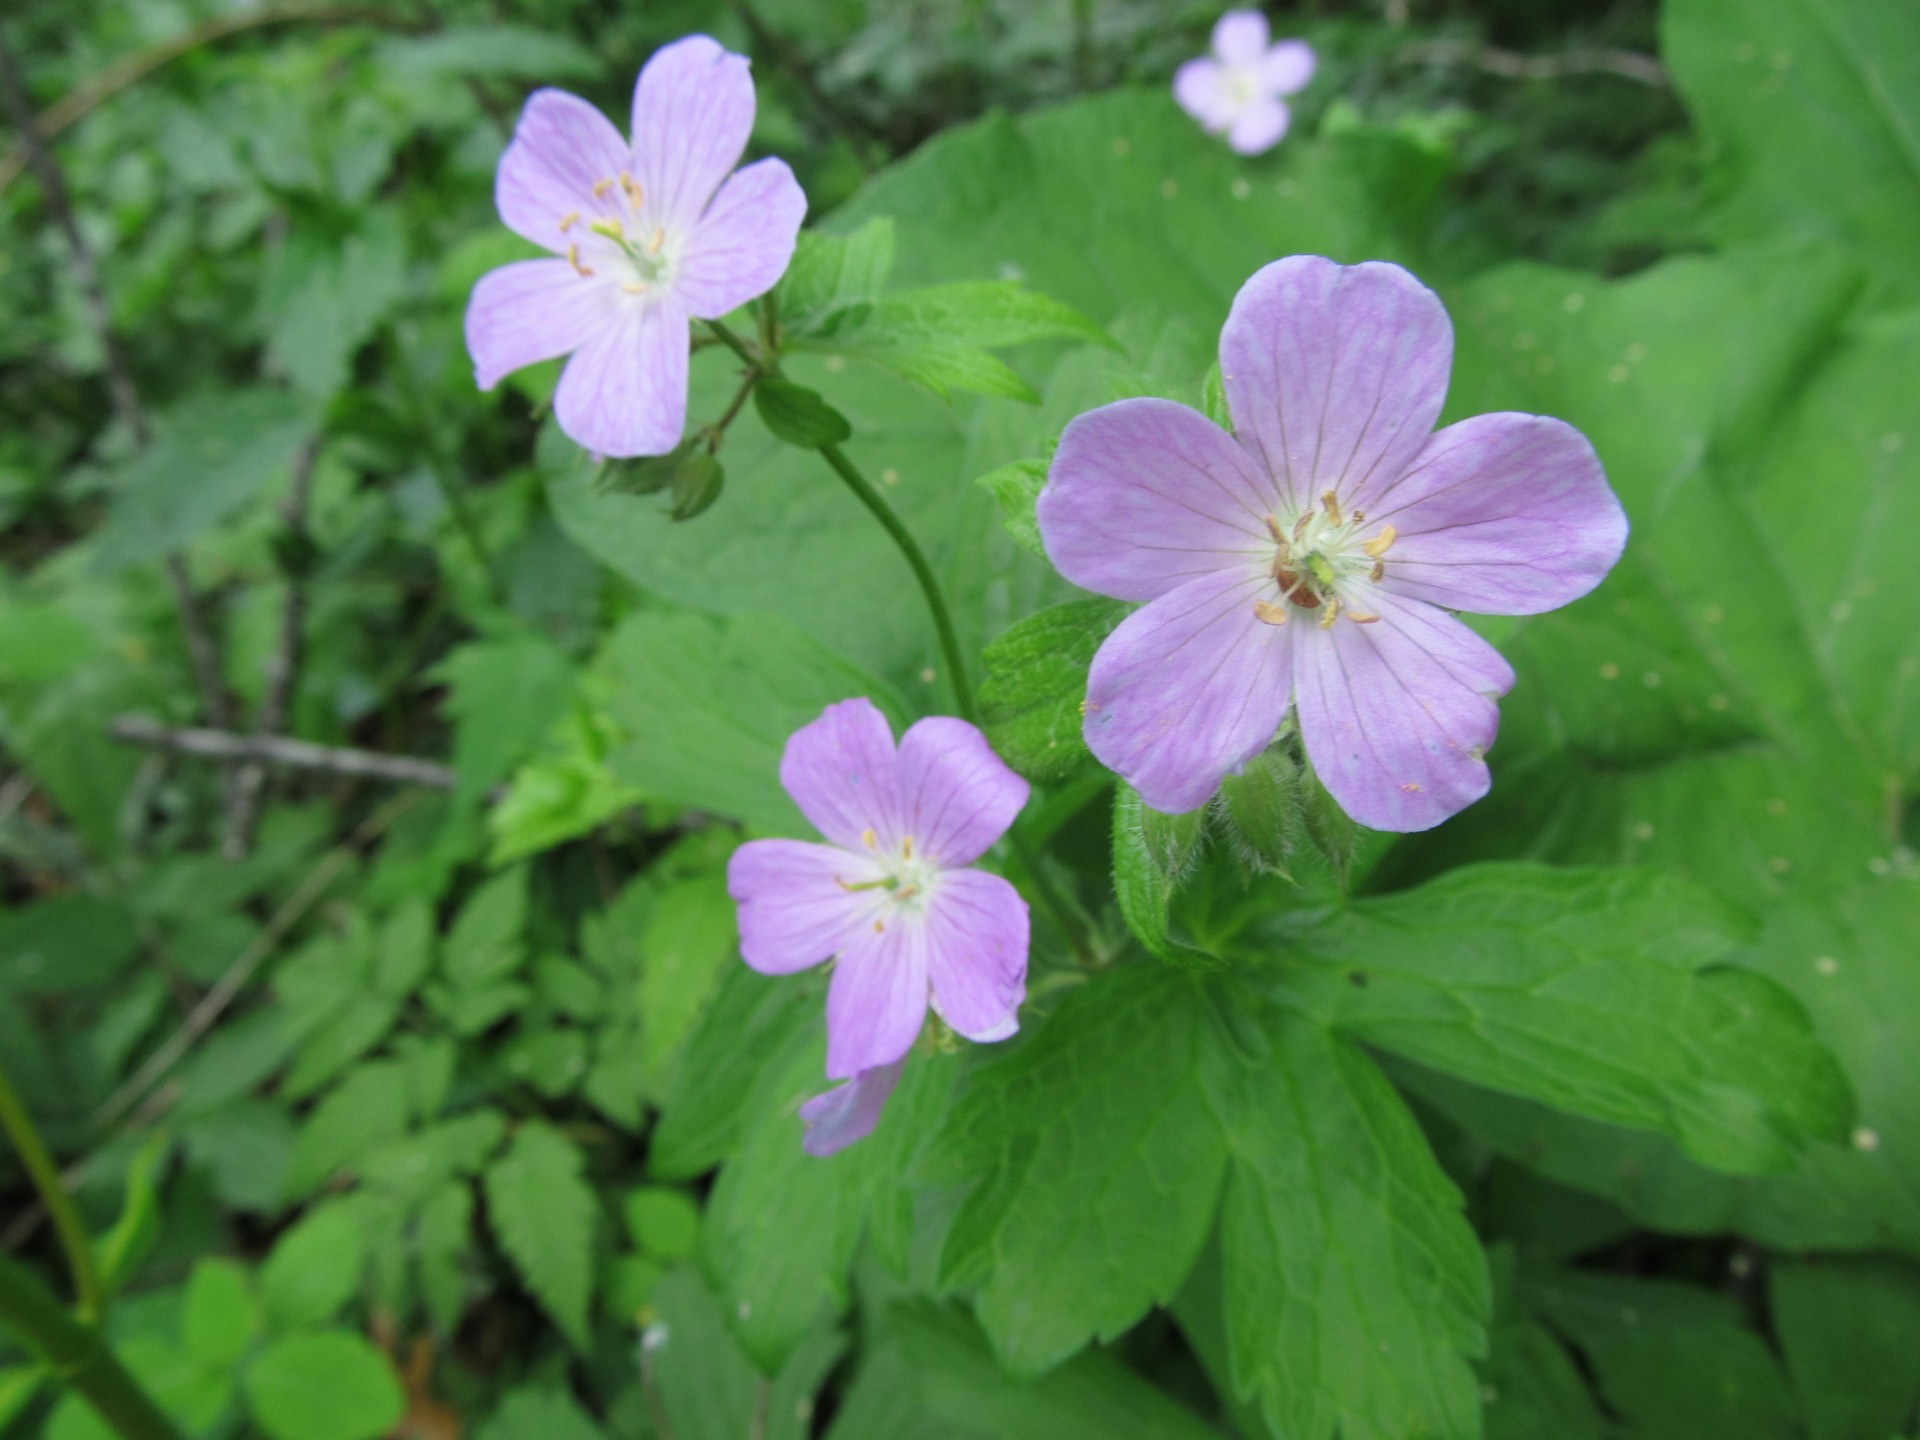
[0,1255,183,1440]
[0,1062,101,1322]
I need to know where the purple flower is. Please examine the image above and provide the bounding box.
[728,699,1032,1084]
[1174,11,1316,155]
[798,1056,907,1157]
[465,36,805,458]
[1037,256,1627,833]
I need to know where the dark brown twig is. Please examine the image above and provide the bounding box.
[110,717,460,791]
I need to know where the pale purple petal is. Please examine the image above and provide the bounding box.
[779,698,902,852]
[1292,605,1503,833]
[1227,98,1291,155]
[1260,40,1316,95]
[496,89,631,253]
[800,1056,907,1157]
[1212,9,1271,66]
[728,839,877,976]
[825,920,928,1079]
[552,299,689,458]
[1039,397,1277,603]
[925,870,1028,1044]
[1174,58,1235,129]
[893,718,1029,868]
[674,158,807,319]
[1371,413,1628,616]
[631,35,756,232]
[1084,566,1294,814]
[466,260,611,390]
[1220,256,1454,514]
[1363,589,1516,698]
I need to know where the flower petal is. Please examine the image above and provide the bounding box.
[800,1056,907,1158]
[1084,566,1294,814]
[1371,413,1628,616]
[1212,9,1271,66]
[779,698,902,852]
[1260,39,1316,94]
[466,260,610,390]
[894,718,1029,868]
[1173,58,1234,129]
[675,157,808,318]
[728,839,876,975]
[496,89,631,253]
[1292,601,1505,833]
[825,920,928,1079]
[925,869,1028,1044]
[1227,98,1291,155]
[553,299,690,458]
[631,35,756,232]
[1220,256,1453,514]
[1039,397,1277,603]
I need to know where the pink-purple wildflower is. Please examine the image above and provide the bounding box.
[465,36,805,457]
[728,699,1031,1149]
[1174,11,1316,156]
[1037,255,1627,833]
[798,1056,907,1158]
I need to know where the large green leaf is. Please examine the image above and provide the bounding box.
[244,1331,405,1440]
[1771,1254,1920,1440]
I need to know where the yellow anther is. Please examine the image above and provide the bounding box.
[557,210,580,232]
[861,827,877,848]
[1320,490,1344,526]
[589,216,625,240]
[1345,609,1382,625]
[1362,524,1398,559]
[1253,600,1291,626]
[1400,781,1423,793]
[1369,560,1385,583]
[1293,512,1312,541]
[620,170,643,206]
[593,177,614,198]
[902,836,915,859]
[621,282,647,294]
[873,920,885,933]
[1264,514,1287,546]
[648,226,666,255]
[897,884,919,901]
[1318,596,1343,629]
[566,243,593,277]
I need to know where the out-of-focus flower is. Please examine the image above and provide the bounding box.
[1037,255,1628,832]
[798,1056,908,1157]
[728,699,1031,1084]
[1174,10,1316,155]
[466,36,805,457]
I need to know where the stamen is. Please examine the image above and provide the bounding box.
[896,884,919,901]
[620,170,643,207]
[648,226,666,255]
[1318,596,1343,629]
[838,875,900,893]
[860,827,877,848]
[1369,560,1385,583]
[1253,600,1290,626]
[902,836,915,859]
[588,216,625,240]
[1345,609,1382,624]
[1274,567,1320,608]
[592,178,614,198]
[873,920,885,933]
[1264,514,1287,546]
[566,243,593,277]
[1320,490,1344,527]
[1293,512,1312,542]
[1362,524,1398,559]
[621,282,647,294]
[557,210,580,232]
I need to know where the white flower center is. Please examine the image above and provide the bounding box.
[1223,67,1263,111]
[1252,489,1398,629]
[839,831,939,930]
[554,169,680,298]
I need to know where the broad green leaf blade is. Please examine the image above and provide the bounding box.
[1261,864,1852,1173]
[1191,1007,1489,1440]
[483,1121,597,1348]
[978,599,1126,779]
[777,217,897,334]
[1770,1255,1920,1440]
[284,1061,411,1199]
[244,1331,405,1440]
[261,1199,369,1331]
[925,965,1228,1373]
[182,1258,263,1370]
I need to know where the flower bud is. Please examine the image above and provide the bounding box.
[669,452,725,521]
[597,441,694,496]
[1219,748,1306,878]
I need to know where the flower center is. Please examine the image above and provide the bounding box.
[554,170,678,296]
[1252,490,1397,629]
[1224,68,1262,109]
[839,831,937,928]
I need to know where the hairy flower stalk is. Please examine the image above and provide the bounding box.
[466,36,805,457]
[1038,255,1628,832]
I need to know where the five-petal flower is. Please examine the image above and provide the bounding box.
[465,35,806,457]
[1037,255,1628,832]
[728,699,1032,1084]
[1174,10,1316,155]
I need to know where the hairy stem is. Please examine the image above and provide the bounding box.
[0,1065,102,1322]
[0,1254,183,1440]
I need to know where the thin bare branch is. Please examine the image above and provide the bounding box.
[111,717,460,791]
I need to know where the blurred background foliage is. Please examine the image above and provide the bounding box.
[2,0,1918,1437]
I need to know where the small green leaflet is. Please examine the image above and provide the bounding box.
[244,1331,405,1440]
[978,599,1126,780]
[754,379,853,449]
[973,458,1048,558]
[482,1121,597,1349]
[777,218,898,335]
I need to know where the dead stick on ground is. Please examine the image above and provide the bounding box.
[111,717,461,792]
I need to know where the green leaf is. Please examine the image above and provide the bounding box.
[754,378,853,448]
[1771,1255,1920,1440]
[777,217,897,334]
[416,1181,474,1335]
[442,866,528,989]
[376,24,601,82]
[95,1132,166,1293]
[281,992,401,1100]
[261,1200,368,1331]
[926,966,1228,1373]
[637,868,739,1093]
[0,1368,44,1429]
[244,1332,405,1440]
[978,600,1126,780]
[183,1258,263,1369]
[284,1061,411,1199]
[260,213,407,400]
[438,636,576,811]
[624,1186,701,1261]
[596,608,898,833]
[1189,1006,1489,1440]
[474,1387,604,1440]
[483,1121,596,1348]
[374,900,436,997]
[92,388,313,572]
[1664,0,1920,306]
[360,1110,506,1201]
[1262,864,1853,1173]
[973,458,1048,558]
[1111,785,1219,969]
[828,1301,1223,1440]
[0,895,139,995]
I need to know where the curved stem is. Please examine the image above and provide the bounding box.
[0,1062,102,1322]
[0,1254,182,1440]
